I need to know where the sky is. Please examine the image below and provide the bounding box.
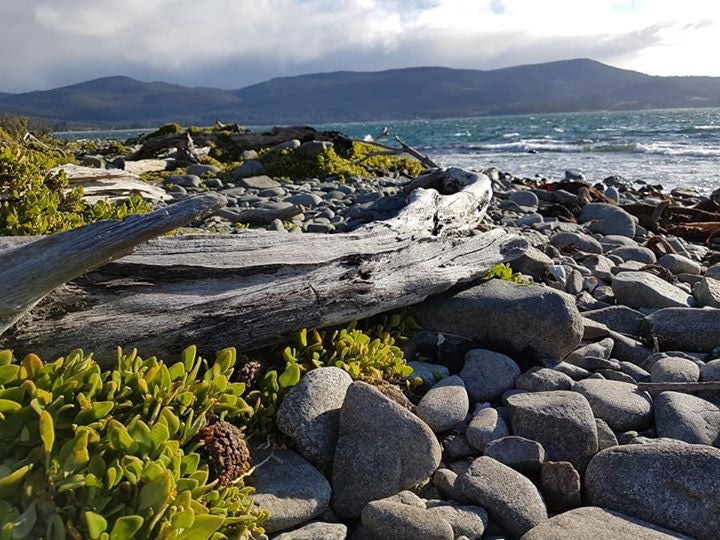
[1,0,719,93]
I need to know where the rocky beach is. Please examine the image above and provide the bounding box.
[1,121,720,539]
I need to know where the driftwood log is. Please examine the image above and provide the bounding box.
[0,193,226,335]
[0,168,527,362]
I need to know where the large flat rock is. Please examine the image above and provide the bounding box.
[507,391,598,472]
[585,441,720,539]
[521,507,690,539]
[612,271,693,309]
[645,308,720,352]
[411,280,583,360]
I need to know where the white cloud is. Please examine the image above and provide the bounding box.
[0,0,718,91]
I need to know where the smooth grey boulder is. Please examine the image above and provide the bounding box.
[607,330,654,364]
[432,468,467,503]
[276,367,353,468]
[251,447,332,533]
[651,357,701,383]
[274,522,348,540]
[580,203,636,238]
[415,375,469,433]
[607,246,656,264]
[621,361,651,382]
[521,507,690,540]
[612,271,693,309]
[406,361,449,390]
[483,436,545,471]
[573,379,653,431]
[287,192,324,207]
[694,277,720,307]
[237,174,280,189]
[585,442,720,540]
[442,433,475,461]
[509,190,539,208]
[361,498,453,540]
[646,308,720,352]
[550,231,603,254]
[165,174,202,188]
[595,418,619,449]
[332,382,442,518]
[700,359,720,402]
[658,254,702,275]
[425,501,489,540]
[707,263,720,279]
[655,391,720,446]
[232,160,265,177]
[460,349,521,402]
[565,337,614,365]
[515,367,573,392]
[507,391,598,471]
[186,163,220,176]
[582,305,646,336]
[510,246,552,281]
[548,361,590,380]
[466,407,509,450]
[539,461,581,511]
[456,456,548,537]
[411,280,584,360]
[298,140,333,157]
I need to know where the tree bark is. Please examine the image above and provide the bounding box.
[0,193,226,335]
[1,168,527,364]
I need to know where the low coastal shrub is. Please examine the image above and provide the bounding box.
[0,319,417,536]
[349,142,424,177]
[0,138,151,236]
[255,141,423,181]
[0,346,267,539]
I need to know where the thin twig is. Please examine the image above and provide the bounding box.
[395,136,440,169]
[637,381,720,394]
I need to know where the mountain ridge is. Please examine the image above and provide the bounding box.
[2,59,719,128]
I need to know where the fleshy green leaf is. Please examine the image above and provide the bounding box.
[278,363,301,388]
[84,512,107,540]
[138,472,173,511]
[175,514,224,540]
[39,410,54,455]
[109,516,143,540]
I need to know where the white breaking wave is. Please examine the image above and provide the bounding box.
[634,142,720,157]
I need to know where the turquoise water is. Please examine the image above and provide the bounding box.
[57,108,720,192]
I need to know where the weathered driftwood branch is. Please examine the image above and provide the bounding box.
[636,381,720,394]
[1,168,526,362]
[0,193,226,335]
[356,137,440,170]
[217,205,302,225]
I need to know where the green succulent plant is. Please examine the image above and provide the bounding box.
[482,262,532,285]
[0,142,152,236]
[244,317,417,432]
[0,346,266,540]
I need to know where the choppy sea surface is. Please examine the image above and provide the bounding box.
[57,108,720,193]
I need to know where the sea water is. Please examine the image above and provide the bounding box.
[56,108,720,193]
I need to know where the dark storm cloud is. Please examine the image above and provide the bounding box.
[0,0,714,92]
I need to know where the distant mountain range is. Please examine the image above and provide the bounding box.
[1,59,720,128]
